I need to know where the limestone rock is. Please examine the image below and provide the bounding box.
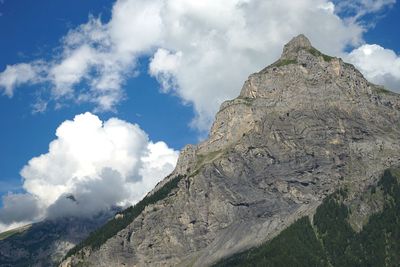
[62,35,400,267]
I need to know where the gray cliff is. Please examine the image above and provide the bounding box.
[62,34,400,267]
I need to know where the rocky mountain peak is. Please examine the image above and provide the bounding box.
[185,34,400,171]
[281,34,313,59]
[238,34,363,100]
[61,35,400,267]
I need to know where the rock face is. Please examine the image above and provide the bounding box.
[0,212,114,267]
[63,34,400,267]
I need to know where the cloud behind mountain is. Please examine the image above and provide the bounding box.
[0,112,178,230]
[0,0,398,131]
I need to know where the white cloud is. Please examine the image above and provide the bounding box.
[0,194,41,224]
[319,2,336,13]
[347,44,400,92]
[50,45,96,97]
[138,141,181,194]
[108,0,163,55]
[0,63,43,96]
[147,0,366,130]
[0,112,178,225]
[149,48,182,92]
[0,222,29,234]
[0,0,398,233]
[0,0,396,131]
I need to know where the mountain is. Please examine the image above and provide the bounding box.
[214,168,400,267]
[62,34,400,266]
[0,210,115,267]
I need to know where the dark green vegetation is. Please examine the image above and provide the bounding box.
[374,86,393,95]
[215,168,400,267]
[65,175,184,259]
[273,59,297,67]
[307,47,334,62]
[214,217,329,267]
[0,230,17,241]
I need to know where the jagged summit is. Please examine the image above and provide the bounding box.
[238,34,370,101]
[282,34,313,59]
[278,33,337,65]
[286,34,312,48]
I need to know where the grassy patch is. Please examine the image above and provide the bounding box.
[344,62,355,67]
[219,98,254,113]
[273,59,297,67]
[0,224,31,241]
[373,86,393,95]
[238,97,255,106]
[64,175,184,259]
[0,229,21,241]
[76,262,91,267]
[195,150,224,171]
[307,47,334,62]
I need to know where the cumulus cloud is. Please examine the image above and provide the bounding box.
[347,44,400,92]
[0,0,397,130]
[0,112,178,225]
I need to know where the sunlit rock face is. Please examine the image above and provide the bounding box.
[63,35,400,267]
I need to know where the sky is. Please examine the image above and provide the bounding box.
[0,0,399,232]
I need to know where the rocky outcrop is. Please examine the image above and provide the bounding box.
[62,34,400,267]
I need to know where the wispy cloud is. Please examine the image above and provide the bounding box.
[334,0,396,22]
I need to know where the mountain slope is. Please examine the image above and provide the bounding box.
[214,216,329,267]
[62,34,400,267]
[215,168,400,267]
[0,211,114,267]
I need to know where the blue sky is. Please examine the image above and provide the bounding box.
[0,0,196,198]
[363,4,400,51]
[0,0,399,230]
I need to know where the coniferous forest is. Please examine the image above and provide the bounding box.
[215,169,400,267]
